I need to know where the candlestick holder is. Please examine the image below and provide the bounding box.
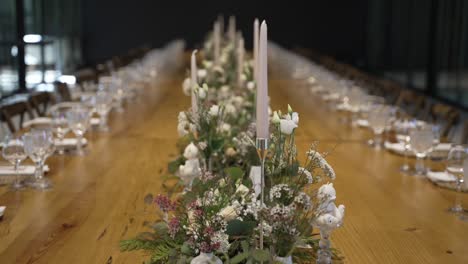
[256,137,268,252]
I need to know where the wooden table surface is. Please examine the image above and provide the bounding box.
[0,69,467,264]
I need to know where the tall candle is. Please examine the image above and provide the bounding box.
[228,16,236,43]
[237,37,244,88]
[213,22,220,65]
[256,21,269,139]
[217,14,224,36]
[253,19,259,86]
[191,50,198,114]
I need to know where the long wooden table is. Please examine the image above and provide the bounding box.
[0,68,467,263]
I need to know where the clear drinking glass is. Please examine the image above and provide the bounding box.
[94,90,113,132]
[409,126,435,176]
[446,145,468,214]
[23,129,54,189]
[66,106,91,156]
[2,135,27,190]
[52,108,70,154]
[367,104,391,149]
[111,77,125,113]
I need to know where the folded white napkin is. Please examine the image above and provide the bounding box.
[55,138,87,147]
[357,119,369,127]
[336,103,359,113]
[426,171,456,182]
[23,117,52,128]
[385,141,451,154]
[0,206,5,218]
[0,165,49,176]
[90,117,100,126]
[322,93,340,101]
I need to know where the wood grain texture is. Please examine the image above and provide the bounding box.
[0,71,467,264]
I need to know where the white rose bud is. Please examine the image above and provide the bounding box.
[272,111,281,124]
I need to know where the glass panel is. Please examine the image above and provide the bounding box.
[0,0,18,96]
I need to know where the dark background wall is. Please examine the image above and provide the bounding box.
[81,0,368,66]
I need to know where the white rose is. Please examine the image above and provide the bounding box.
[197,69,207,79]
[280,119,298,135]
[183,142,199,159]
[317,183,336,201]
[225,147,237,157]
[291,112,299,125]
[209,105,219,116]
[220,205,237,221]
[177,123,188,137]
[235,184,250,197]
[182,78,191,96]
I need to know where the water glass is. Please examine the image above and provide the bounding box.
[2,135,27,190]
[409,125,434,176]
[446,145,468,214]
[23,129,54,189]
[66,106,91,155]
[367,104,391,149]
[52,107,70,154]
[94,90,113,132]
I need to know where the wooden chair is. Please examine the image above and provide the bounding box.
[426,103,460,141]
[55,81,72,102]
[0,101,35,133]
[29,92,53,117]
[395,90,427,118]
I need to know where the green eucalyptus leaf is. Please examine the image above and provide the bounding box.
[251,249,270,262]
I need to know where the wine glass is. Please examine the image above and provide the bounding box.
[409,125,435,176]
[394,112,416,173]
[51,107,70,154]
[367,104,391,149]
[94,90,113,132]
[66,106,91,155]
[446,145,468,214]
[110,76,125,113]
[23,129,54,189]
[2,135,27,190]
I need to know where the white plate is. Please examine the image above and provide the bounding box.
[0,206,5,218]
[426,171,456,182]
[55,138,88,148]
[0,165,50,176]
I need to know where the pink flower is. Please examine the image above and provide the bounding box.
[168,217,180,238]
[154,194,176,213]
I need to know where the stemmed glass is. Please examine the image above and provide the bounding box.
[409,125,435,176]
[23,129,54,189]
[2,135,27,190]
[51,107,70,154]
[111,77,125,113]
[367,104,391,149]
[94,90,113,132]
[394,113,416,173]
[446,145,468,215]
[66,106,91,156]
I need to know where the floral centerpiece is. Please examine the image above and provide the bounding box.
[121,21,344,264]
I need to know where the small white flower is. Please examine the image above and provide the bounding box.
[280,119,298,135]
[298,167,313,184]
[209,105,219,117]
[246,81,255,90]
[183,142,199,159]
[177,123,188,137]
[240,73,247,82]
[182,78,191,96]
[202,60,213,69]
[225,147,237,157]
